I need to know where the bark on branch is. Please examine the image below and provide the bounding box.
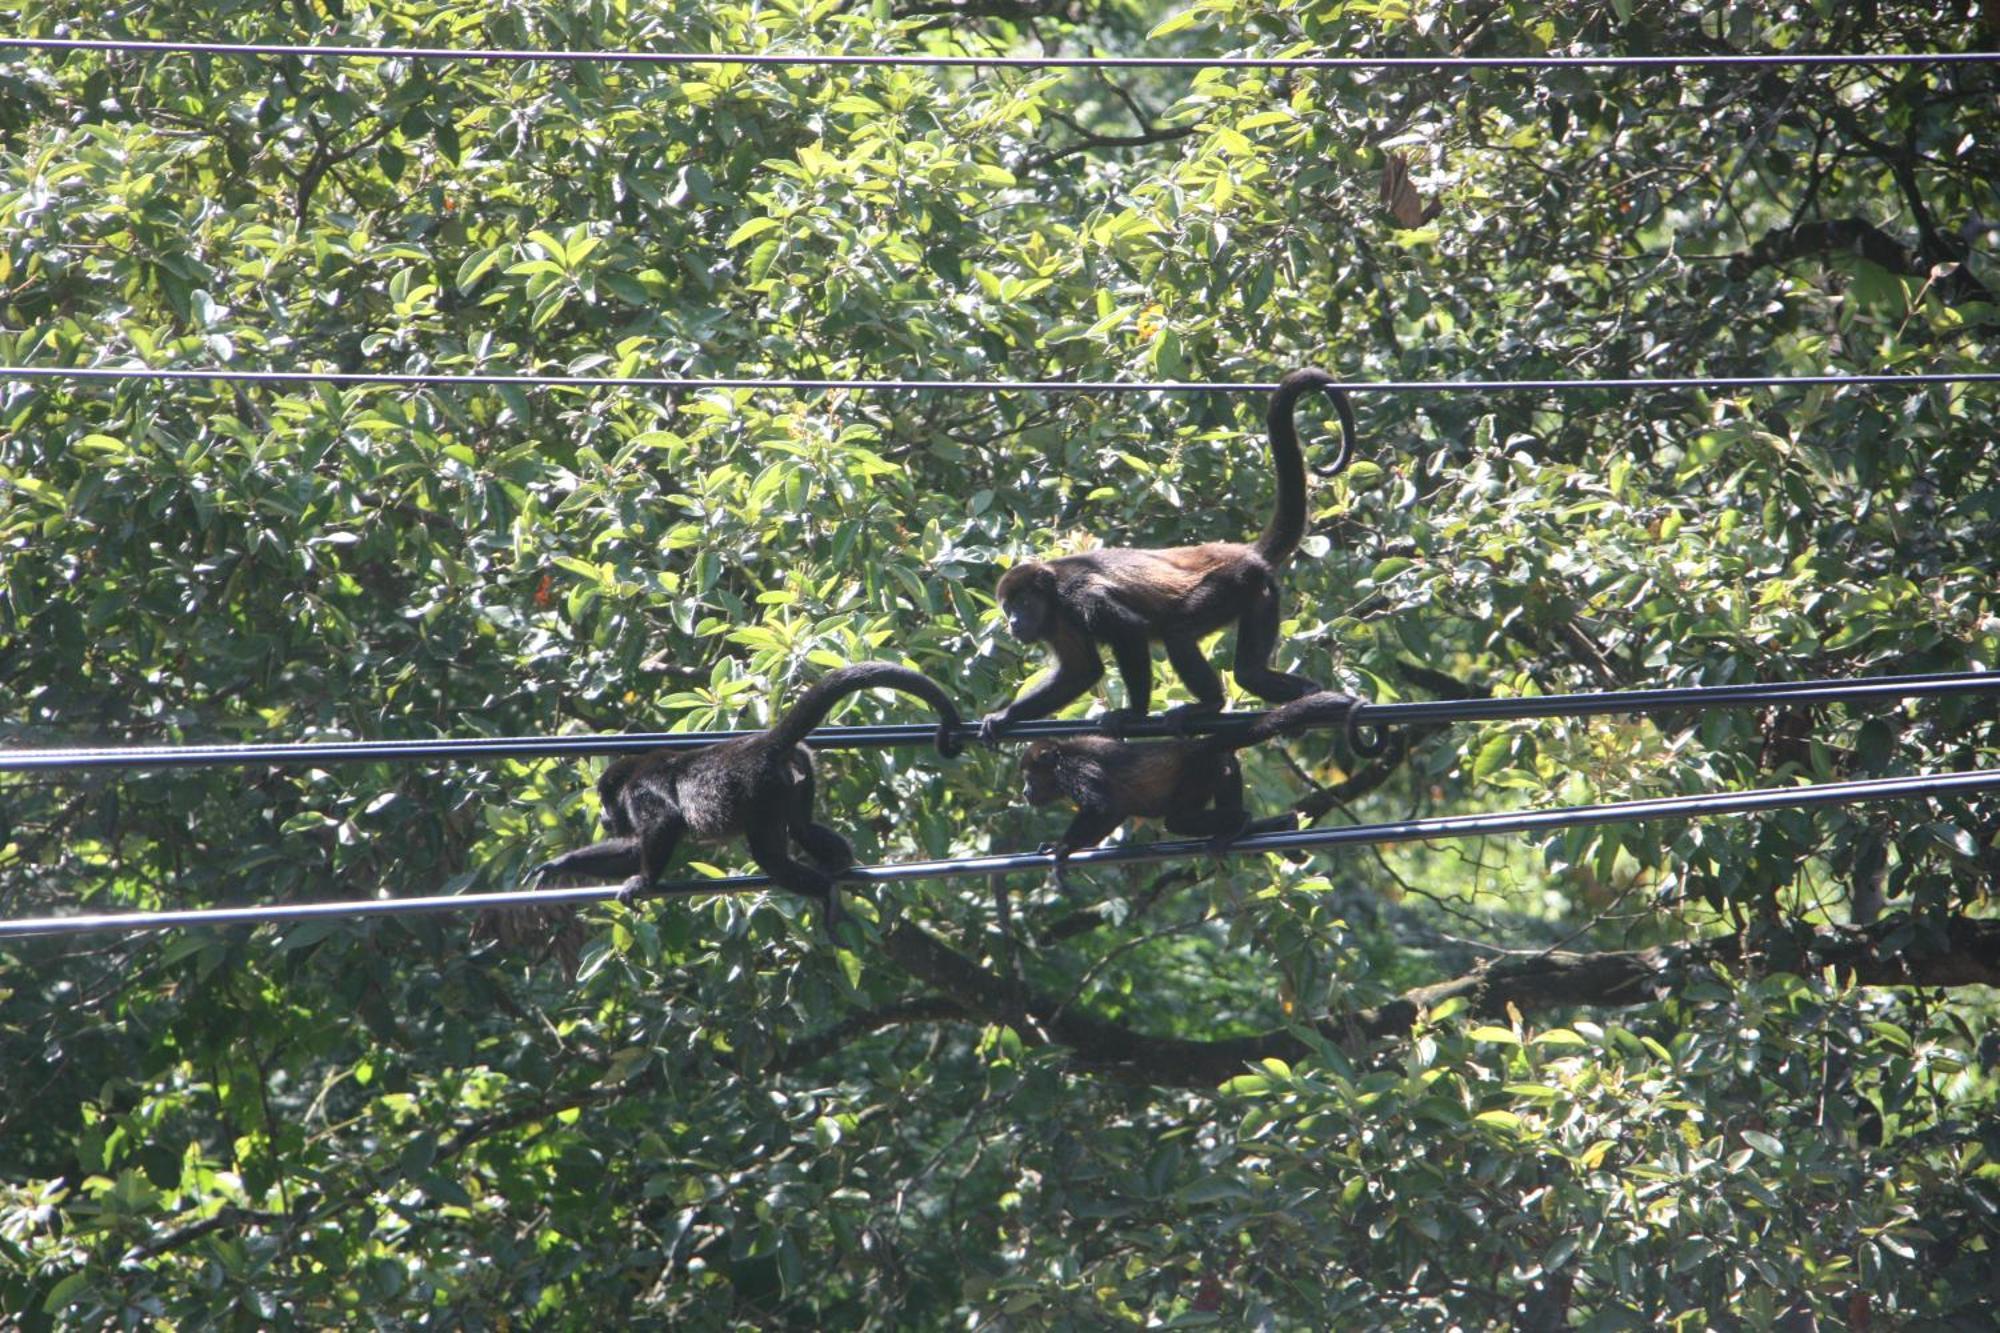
[769,996,969,1073]
[1727,218,1930,282]
[860,911,2000,1088]
[1726,217,1997,310]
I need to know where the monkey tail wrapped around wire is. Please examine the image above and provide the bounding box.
[1270,689,1394,758]
[1344,701,1391,759]
[1307,380,1358,479]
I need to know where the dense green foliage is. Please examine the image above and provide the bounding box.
[3,0,1997,1326]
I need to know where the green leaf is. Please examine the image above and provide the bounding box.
[1740,1130,1787,1158]
[42,1271,92,1313]
[1530,1029,1590,1049]
[726,216,782,247]
[1177,1177,1251,1204]
[455,246,505,292]
[1471,732,1515,781]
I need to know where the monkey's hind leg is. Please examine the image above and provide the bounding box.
[1164,807,1260,852]
[785,757,856,871]
[1163,757,1251,850]
[1161,634,1226,733]
[1232,580,1323,704]
[797,823,857,871]
[747,821,847,935]
[1161,761,1296,854]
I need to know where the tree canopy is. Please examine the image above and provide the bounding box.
[2,0,1997,1326]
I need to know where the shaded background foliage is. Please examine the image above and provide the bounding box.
[2,0,1997,1326]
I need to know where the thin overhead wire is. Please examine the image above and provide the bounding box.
[3,37,1996,70]
[6,670,1996,773]
[6,367,2000,394]
[3,767,1992,939]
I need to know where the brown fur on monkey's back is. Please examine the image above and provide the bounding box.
[1056,735,1216,817]
[1049,542,1269,631]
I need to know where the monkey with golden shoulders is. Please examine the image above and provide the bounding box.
[532,663,964,924]
[1020,689,1359,889]
[980,367,1356,744]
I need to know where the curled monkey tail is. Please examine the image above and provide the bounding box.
[1254,366,1357,565]
[765,662,967,757]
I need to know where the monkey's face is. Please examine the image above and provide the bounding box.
[595,755,647,836]
[995,565,1052,642]
[1001,587,1048,642]
[1021,744,1063,806]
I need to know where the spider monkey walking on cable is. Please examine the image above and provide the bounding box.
[1020,688,1359,890]
[979,366,1357,744]
[530,663,964,925]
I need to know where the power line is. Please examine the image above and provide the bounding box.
[6,367,2000,395]
[3,767,1992,940]
[6,671,1996,773]
[4,38,1996,71]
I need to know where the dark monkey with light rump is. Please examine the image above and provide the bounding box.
[1020,688,1359,889]
[531,663,964,922]
[980,367,1356,743]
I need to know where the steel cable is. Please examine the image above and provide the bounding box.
[2,767,1992,939]
[4,669,1994,773]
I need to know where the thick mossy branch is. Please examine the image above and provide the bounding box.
[841,912,2000,1087]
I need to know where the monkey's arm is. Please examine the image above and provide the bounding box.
[979,626,1105,742]
[1046,805,1125,853]
[1038,803,1125,894]
[626,801,688,902]
[529,838,642,886]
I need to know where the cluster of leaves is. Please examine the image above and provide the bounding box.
[2,0,1996,1326]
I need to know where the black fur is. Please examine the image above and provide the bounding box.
[531,663,964,923]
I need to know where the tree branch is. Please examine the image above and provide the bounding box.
[1021,123,1195,174]
[1726,217,1928,282]
[771,996,969,1074]
[869,911,2000,1088]
[126,909,2000,1267]
[1036,864,1195,944]
[1726,214,1996,314]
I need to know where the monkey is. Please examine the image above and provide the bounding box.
[1019,689,1360,889]
[979,366,1356,744]
[529,663,964,924]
